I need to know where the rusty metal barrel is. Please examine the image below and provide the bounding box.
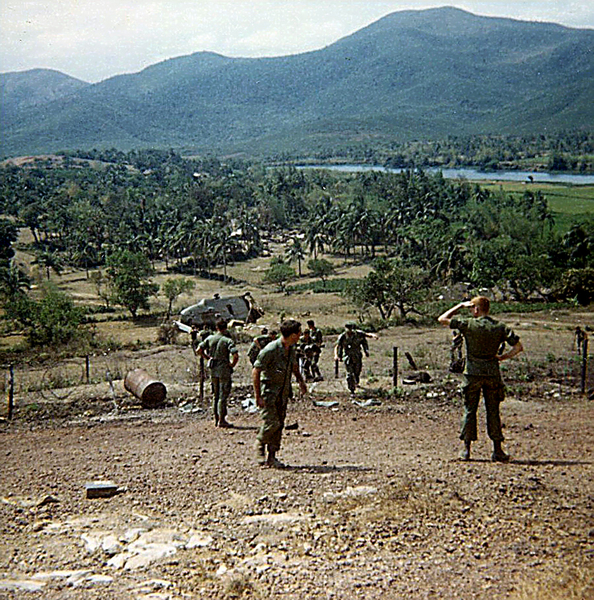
[124,369,167,408]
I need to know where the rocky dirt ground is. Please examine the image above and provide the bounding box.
[1,317,593,599]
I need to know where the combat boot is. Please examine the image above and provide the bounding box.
[255,441,266,465]
[265,449,286,469]
[491,441,509,463]
[460,440,471,461]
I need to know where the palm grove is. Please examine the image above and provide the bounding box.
[1,148,593,348]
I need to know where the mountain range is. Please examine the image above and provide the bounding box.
[1,7,593,158]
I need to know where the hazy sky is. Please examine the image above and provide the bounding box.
[1,1,592,83]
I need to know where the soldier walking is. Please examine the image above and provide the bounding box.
[334,322,370,395]
[198,318,239,428]
[252,319,307,468]
[438,296,523,462]
[248,328,277,366]
[306,320,323,380]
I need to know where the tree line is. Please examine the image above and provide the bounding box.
[279,131,594,174]
[1,148,593,347]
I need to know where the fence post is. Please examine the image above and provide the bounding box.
[7,365,14,420]
[393,347,398,390]
[199,357,205,402]
[85,355,90,384]
[581,333,588,394]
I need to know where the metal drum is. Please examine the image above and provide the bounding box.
[124,369,167,408]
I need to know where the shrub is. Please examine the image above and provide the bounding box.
[26,283,87,347]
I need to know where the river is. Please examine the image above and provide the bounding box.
[298,164,594,185]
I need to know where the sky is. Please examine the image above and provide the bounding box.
[1,1,593,83]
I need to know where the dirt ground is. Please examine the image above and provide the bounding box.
[1,310,593,600]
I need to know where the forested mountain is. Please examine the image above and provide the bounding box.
[1,69,90,119]
[1,7,593,157]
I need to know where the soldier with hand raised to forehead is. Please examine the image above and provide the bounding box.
[438,296,523,462]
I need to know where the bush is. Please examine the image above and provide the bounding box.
[556,268,594,306]
[26,283,87,347]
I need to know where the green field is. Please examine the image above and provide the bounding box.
[481,182,594,233]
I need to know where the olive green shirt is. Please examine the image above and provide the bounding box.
[450,316,520,377]
[336,331,368,360]
[248,335,271,365]
[253,338,296,402]
[199,332,238,377]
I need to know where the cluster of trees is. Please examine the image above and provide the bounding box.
[1,148,593,346]
[1,222,197,347]
[289,131,594,174]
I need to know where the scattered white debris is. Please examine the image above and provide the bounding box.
[186,533,214,548]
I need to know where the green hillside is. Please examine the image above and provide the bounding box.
[1,7,593,157]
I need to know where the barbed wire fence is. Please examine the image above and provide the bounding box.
[2,327,592,420]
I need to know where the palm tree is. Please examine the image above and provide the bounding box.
[0,263,30,301]
[211,221,236,282]
[33,249,64,280]
[285,237,306,276]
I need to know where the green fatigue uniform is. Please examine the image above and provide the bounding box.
[450,315,520,443]
[199,332,238,424]
[254,338,297,454]
[310,328,323,346]
[248,335,271,366]
[308,329,323,380]
[336,329,369,393]
[297,332,315,381]
[300,340,321,381]
[191,327,210,354]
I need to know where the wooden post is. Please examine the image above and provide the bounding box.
[334,358,339,379]
[199,357,205,402]
[7,365,14,420]
[85,355,90,384]
[393,347,398,390]
[404,351,417,370]
[581,333,588,394]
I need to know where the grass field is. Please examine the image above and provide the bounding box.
[481,182,594,232]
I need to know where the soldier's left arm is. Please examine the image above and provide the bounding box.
[292,359,308,395]
[362,335,370,357]
[230,346,239,368]
[498,340,523,361]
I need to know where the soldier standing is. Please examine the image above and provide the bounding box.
[438,296,523,462]
[252,319,307,468]
[198,318,239,428]
[307,319,323,346]
[335,322,370,394]
[306,319,323,380]
[298,329,316,381]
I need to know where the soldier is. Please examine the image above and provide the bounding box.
[306,319,323,380]
[335,321,370,394]
[297,329,315,381]
[252,319,307,468]
[190,322,210,354]
[247,328,278,366]
[307,319,323,346]
[438,296,523,462]
[198,318,239,428]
